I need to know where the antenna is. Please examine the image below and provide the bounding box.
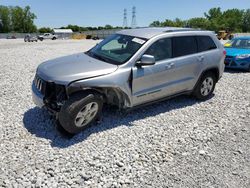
[123,9,128,28]
[131,6,137,28]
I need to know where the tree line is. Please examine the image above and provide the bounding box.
[0,5,37,33]
[0,5,124,33]
[150,8,250,32]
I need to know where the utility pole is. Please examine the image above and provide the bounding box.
[131,6,137,29]
[123,9,128,28]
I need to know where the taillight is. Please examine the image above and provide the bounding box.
[223,50,227,56]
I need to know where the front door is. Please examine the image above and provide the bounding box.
[132,38,175,106]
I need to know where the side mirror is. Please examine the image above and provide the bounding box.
[137,55,156,67]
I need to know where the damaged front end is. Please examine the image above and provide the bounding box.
[33,75,67,114]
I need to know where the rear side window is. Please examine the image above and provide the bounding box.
[173,36,197,57]
[197,36,217,52]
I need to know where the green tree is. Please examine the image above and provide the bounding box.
[222,9,244,32]
[149,21,161,27]
[104,24,112,29]
[204,7,224,31]
[9,5,37,33]
[0,5,11,32]
[22,6,37,32]
[242,9,250,32]
[161,19,176,27]
[38,27,52,33]
[204,7,222,20]
[187,17,209,29]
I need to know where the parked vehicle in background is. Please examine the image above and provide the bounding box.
[6,35,16,39]
[224,37,250,71]
[37,33,57,41]
[24,34,38,42]
[32,27,226,134]
[217,29,233,40]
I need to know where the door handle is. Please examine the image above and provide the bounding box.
[197,56,204,62]
[165,63,174,69]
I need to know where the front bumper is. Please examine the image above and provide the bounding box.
[225,56,250,70]
[32,82,44,108]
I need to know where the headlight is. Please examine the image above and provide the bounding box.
[235,54,250,59]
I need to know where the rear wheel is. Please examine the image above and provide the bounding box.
[193,72,216,100]
[58,92,103,134]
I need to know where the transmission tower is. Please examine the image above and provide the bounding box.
[123,9,128,28]
[131,6,137,28]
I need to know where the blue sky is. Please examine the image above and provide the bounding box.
[1,0,250,28]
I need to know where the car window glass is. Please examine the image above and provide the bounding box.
[173,36,197,57]
[89,34,146,65]
[145,38,172,61]
[101,40,127,50]
[197,36,217,52]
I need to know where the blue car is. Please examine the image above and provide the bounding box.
[224,37,250,71]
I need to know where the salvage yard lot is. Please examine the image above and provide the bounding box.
[0,39,249,187]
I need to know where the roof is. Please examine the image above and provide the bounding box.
[117,27,199,39]
[53,29,73,33]
[233,36,250,40]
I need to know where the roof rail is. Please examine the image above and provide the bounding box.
[164,28,201,33]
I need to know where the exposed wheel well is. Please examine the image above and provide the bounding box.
[68,87,130,108]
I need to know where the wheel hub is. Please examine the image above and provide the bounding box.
[201,77,213,96]
[74,102,98,127]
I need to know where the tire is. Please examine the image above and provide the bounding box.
[193,72,216,100]
[52,37,56,40]
[58,92,103,134]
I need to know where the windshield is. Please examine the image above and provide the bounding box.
[86,34,147,65]
[225,38,250,49]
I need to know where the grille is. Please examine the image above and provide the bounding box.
[34,75,46,95]
[231,61,237,66]
[225,56,233,65]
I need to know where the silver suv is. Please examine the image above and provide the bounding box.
[32,27,225,134]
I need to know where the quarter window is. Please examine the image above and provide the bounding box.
[173,36,197,57]
[197,36,217,52]
[145,38,172,61]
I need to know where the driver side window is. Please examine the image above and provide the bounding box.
[145,38,172,61]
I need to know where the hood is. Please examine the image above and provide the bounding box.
[37,52,118,84]
[225,48,250,56]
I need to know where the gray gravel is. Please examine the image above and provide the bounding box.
[0,39,249,188]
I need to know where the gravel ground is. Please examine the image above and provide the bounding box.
[0,39,249,188]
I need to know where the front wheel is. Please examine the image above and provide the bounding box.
[58,92,103,134]
[193,72,216,100]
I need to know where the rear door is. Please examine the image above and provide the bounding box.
[168,36,202,92]
[196,35,220,70]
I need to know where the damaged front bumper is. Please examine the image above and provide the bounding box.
[32,82,45,108]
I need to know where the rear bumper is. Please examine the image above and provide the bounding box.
[32,82,44,108]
